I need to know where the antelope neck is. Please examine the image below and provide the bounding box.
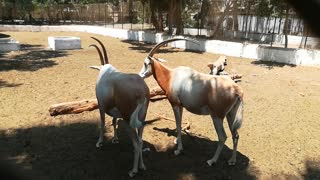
[151,60,173,95]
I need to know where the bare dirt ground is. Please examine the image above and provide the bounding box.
[0,31,320,180]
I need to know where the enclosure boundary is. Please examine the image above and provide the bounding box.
[1,24,319,65]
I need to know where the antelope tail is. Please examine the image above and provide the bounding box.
[232,97,243,131]
[129,98,147,129]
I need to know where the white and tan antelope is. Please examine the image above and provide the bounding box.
[90,37,150,177]
[139,38,244,166]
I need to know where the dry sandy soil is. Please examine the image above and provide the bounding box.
[0,31,320,180]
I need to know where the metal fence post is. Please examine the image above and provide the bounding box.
[304,29,309,49]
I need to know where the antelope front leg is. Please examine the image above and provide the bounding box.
[111,118,119,144]
[172,105,183,156]
[96,108,106,148]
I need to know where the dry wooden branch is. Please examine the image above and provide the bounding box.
[49,99,98,116]
[150,86,166,97]
[156,114,191,132]
[229,73,242,80]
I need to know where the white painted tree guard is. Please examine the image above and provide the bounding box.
[0,38,20,52]
[48,36,81,50]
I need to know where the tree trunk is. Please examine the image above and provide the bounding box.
[211,0,233,38]
[168,0,175,34]
[199,0,210,28]
[284,4,289,48]
[232,0,239,36]
[175,0,183,35]
[151,9,162,32]
[244,1,250,38]
[128,0,133,23]
[150,2,163,32]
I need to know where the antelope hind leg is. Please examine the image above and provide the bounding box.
[207,115,227,166]
[111,117,119,144]
[96,108,106,148]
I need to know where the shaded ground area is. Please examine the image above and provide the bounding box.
[0,32,320,180]
[0,33,10,38]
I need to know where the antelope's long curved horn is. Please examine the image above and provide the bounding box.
[147,38,200,58]
[91,37,109,64]
[89,44,104,65]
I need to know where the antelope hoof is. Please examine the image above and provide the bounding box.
[174,149,182,156]
[142,147,151,152]
[228,159,236,166]
[111,138,119,144]
[128,170,138,178]
[206,159,216,166]
[96,141,103,148]
[139,164,147,171]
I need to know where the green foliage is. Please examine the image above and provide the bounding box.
[255,0,287,17]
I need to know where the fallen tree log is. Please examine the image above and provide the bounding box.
[49,86,166,116]
[49,99,98,116]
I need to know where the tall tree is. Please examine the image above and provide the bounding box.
[148,0,168,32]
[211,0,233,37]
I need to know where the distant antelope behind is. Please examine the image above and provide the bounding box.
[139,38,244,166]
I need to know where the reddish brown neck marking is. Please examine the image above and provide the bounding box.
[151,60,173,96]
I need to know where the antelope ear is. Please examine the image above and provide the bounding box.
[157,58,167,63]
[89,66,101,70]
[207,63,213,69]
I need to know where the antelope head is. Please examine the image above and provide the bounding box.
[139,38,199,78]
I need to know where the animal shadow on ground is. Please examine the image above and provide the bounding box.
[0,44,68,72]
[0,116,260,180]
[0,33,10,38]
[0,79,23,88]
[251,60,296,70]
[121,40,204,55]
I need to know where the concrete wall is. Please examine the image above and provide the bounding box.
[1,24,320,65]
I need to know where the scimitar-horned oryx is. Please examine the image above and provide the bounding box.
[90,37,150,177]
[139,38,244,166]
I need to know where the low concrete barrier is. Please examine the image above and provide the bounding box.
[0,38,20,52]
[1,25,319,65]
[48,36,81,50]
